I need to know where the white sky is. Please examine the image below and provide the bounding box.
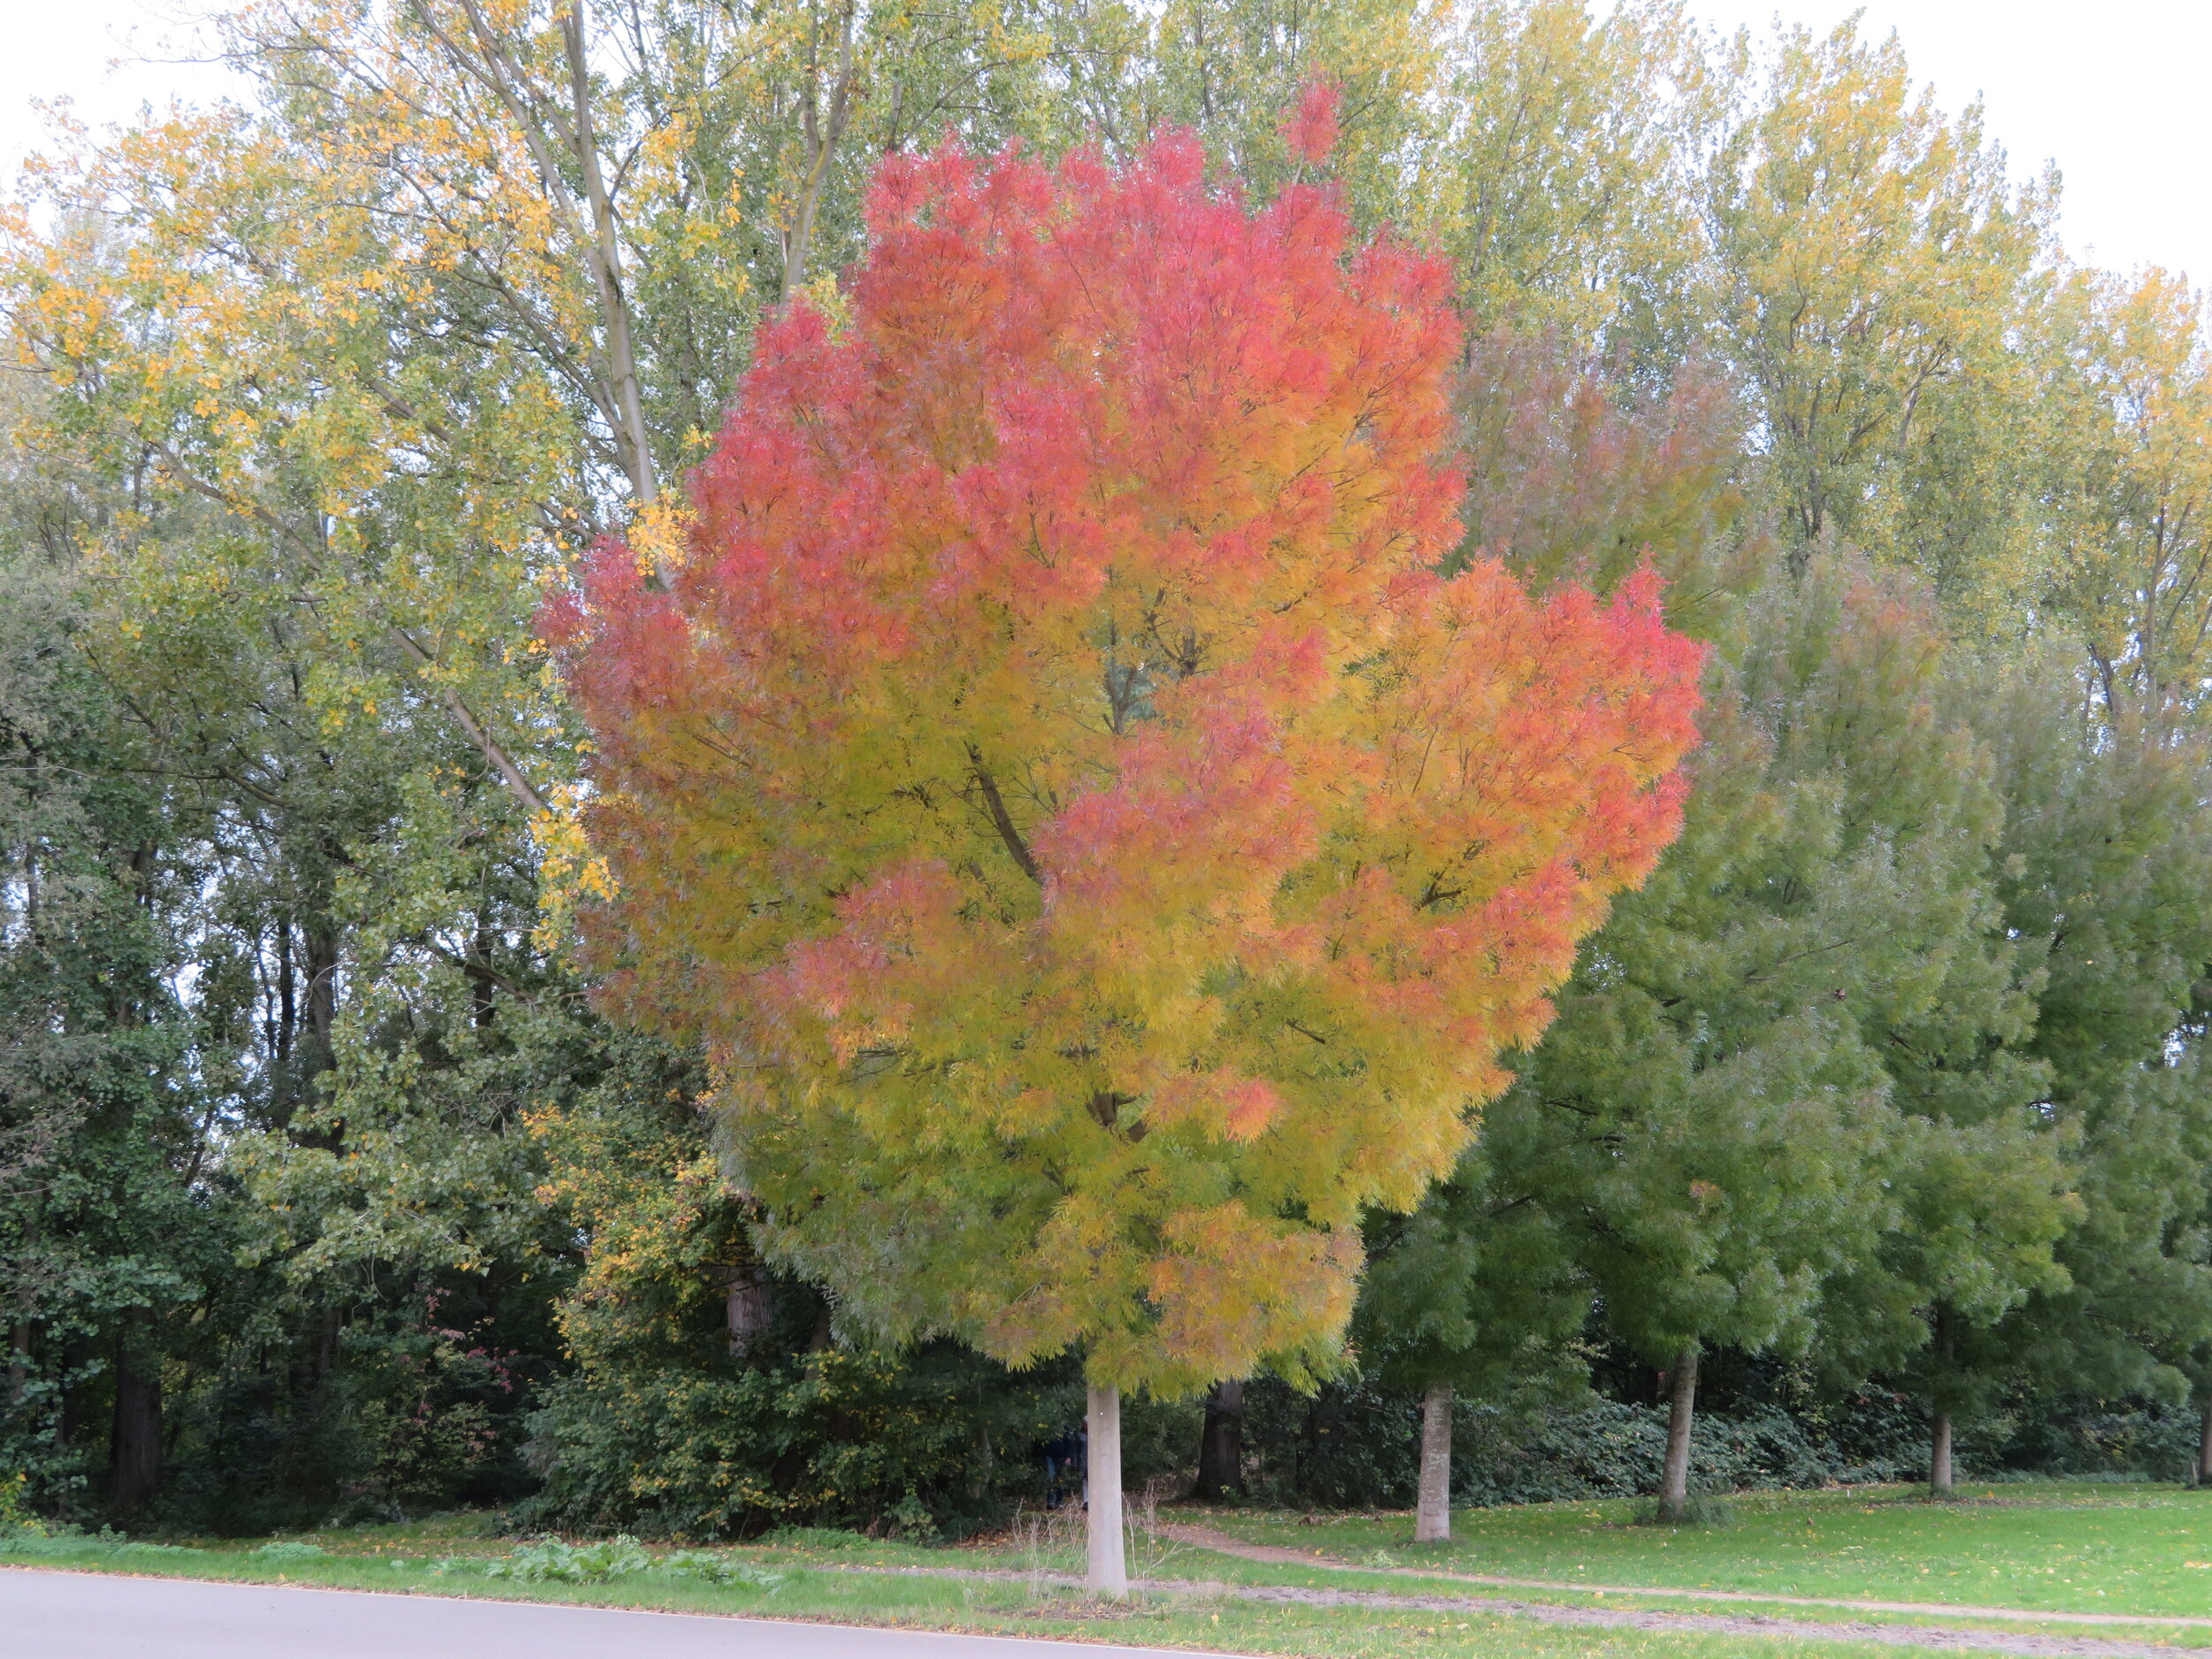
[1694,1,2212,286]
[4,1,2208,284]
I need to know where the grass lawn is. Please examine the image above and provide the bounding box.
[8,1483,2212,1657]
[0,1518,1941,1659]
[1190,1482,2212,1617]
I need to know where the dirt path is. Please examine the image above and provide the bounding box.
[1155,1521,2212,1632]
[1212,1582,2200,1659]
[823,1558,2209,1659]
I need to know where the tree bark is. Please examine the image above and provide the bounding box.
[2198,1398,2212,1487]
[1086,1380,1127,1597]
[1929,1303,1955,1499]
[7,1319,27,1407]
[1415,1380,1453,1543]
[111,1317,162,1512]
[1193,1379,1245,1500]
[560,0,657,511]
[304,926,340,1092]
[725,1257,775,1356]
[781,0,858,300]
[1658,1345,1698,1524]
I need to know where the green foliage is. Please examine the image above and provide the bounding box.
[10,0,2212,1546]
[518,1339,1083,1540]
[249,1540,329,1563]
[473,1533,784,1588]
[0,1471,41,1535]
[0,1527,209,1561]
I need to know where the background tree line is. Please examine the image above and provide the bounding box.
[5,0,2212,1536]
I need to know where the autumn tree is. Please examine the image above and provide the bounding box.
[2033,270,2212,733]
[1428,0,1721,353]
[1707,18,2049,581]
[553,111,1702,1587]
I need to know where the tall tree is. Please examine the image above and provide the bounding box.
[1426,0,1721,355]
[1355,318,1746,1541]
[2033,270,2212,733]
[553,119,1703,1589]
[1708,19,2049,580]
[1947,656,2212,1480]
[1507,557,2055,1522]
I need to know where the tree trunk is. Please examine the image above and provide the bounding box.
[1193,1379,1244,1500]
[304,927,339,1087]
[1086,1380,1127,1597]
[1415,1380,1453,1543]
[781,1,857,300]
[1657,1345,1698,1524]
[111,1318,162,1512]
[274,917,296,1116]
[7,1318,28,1407]
[1929,1303,1955,1499]
[725,1258,775,1356]
[2198,1398,2212,1487]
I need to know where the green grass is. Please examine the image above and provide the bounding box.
[0,1518,2044,1659]
[9,1484,2212,1657]
[1193,1481,2212,1617]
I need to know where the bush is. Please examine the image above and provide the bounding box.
[517,1340,1084,1540]
[464,1534,782,1588]
[249,1540,329,1563]
[1220,1371,1932,1510]
[0,1472,42,1537]
[1963,1396,2202,1484]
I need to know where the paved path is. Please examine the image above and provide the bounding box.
[9,1555,2201,1659]
[0,1570,1192,1659]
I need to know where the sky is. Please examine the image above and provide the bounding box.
[1694,1,2212,285]
[4,1,2208,284]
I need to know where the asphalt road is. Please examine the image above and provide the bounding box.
[1,1570,1194,1659]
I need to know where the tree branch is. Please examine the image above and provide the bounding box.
[967,744,1041,884]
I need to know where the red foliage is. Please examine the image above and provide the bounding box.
[549,132,1703,1391]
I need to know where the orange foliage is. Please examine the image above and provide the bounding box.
[549,114,1704,1394]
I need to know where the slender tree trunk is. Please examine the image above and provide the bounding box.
[55,1336,73,1451]
[781,0,857,301]
[1193,1379,1245,1500]
[1086,1381,1127,1597]
[305,927,339,1086]
[111,1316,161,1512]
[559,0,657,513]
[1658,1346,1698,1524]
[2197,1398,2212,1487]
[1929,1304,1955,1499]
[469,918,497,1030]
[275,916,296,1107]
[1415,1380,1453,1543]
[7,1319,28,1406]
